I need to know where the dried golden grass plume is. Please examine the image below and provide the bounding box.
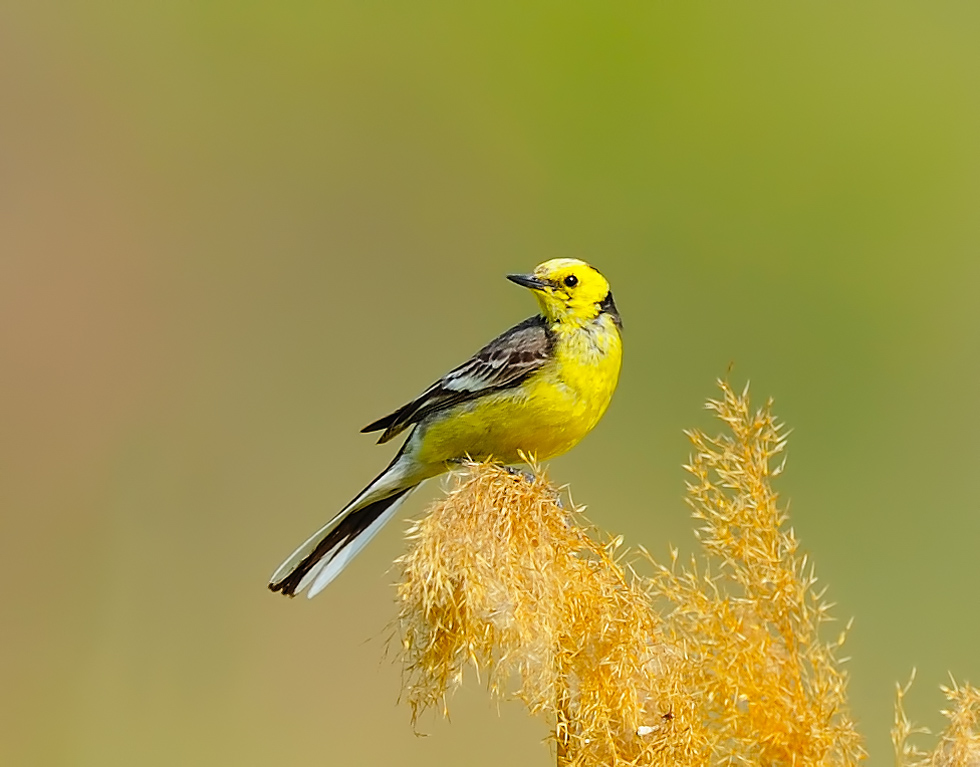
[396,380,866,765]
[894,671,980,767]
[397,461,663,763]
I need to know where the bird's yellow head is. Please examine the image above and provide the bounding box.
[507,258,618,327]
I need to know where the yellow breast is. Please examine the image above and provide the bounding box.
[415,315,622,468]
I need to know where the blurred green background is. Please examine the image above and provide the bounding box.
[2,2,978,764]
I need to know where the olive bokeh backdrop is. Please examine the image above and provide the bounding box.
[3,3,979,765]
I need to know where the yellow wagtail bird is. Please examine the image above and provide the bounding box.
[269,258,622,598]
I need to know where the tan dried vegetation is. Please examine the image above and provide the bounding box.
[394,381,977,766]
[894,671,980,767]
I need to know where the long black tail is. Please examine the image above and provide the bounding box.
[269,487,413,597]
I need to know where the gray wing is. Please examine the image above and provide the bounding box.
[361,315,554,444]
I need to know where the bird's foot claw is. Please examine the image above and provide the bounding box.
[501,464,563,507]
[502,464,537,484]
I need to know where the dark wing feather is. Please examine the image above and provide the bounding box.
[361,315,554,444]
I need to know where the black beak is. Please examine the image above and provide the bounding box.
[506,273,550,291]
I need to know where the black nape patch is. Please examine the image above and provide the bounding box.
[599,291,622,329]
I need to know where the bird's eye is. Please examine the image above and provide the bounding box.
[563,275,579,288]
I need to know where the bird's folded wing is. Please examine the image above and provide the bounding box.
[361,315,554,443]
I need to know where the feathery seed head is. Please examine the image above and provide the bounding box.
[894,672,980,767]
[508,258,613,325]
[396,382,865,766]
